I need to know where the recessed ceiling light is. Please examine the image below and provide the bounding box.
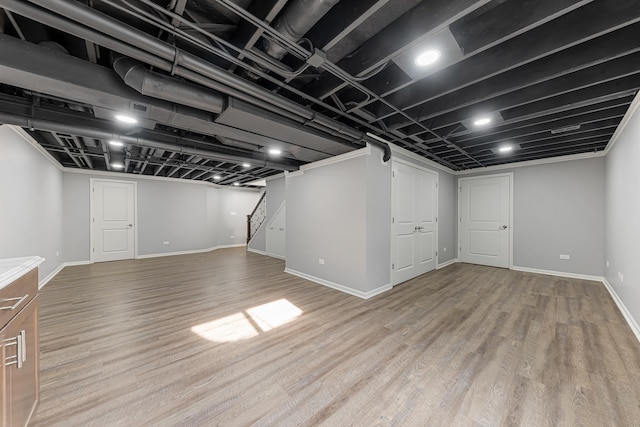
[242,163,251,168]
[114,114,138,124]
[233,182,240,186]
[213,175,221,180]
[473,117,492,126]
[415,49,441,66]
[111,163,124,169]
[268,148,282,155]
[109,140,124,147]
[498,146,513,153]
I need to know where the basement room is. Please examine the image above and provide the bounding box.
[1,0,639,425]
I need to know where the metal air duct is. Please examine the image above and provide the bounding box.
[0,112,300,171]
[261,0,340,60]
[113,56,226,114]
[0,0,391,161]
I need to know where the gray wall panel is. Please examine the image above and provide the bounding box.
[605,101,640,327]
[0,126,64,282]
[461,157,606,276]
[366,146,392,290]
[286,155,368,292]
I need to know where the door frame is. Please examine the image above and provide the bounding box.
[457,173,514,269]
[90,178,138,263]
[390,158,439,286]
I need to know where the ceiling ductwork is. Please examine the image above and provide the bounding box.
[113,56,226,114]
[0,0,391,162]
[261,0,340,61]
[0,111,300,171]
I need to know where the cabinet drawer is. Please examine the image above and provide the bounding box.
[0,268,37,330]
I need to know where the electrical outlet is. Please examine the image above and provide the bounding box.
[443,247,447,252]
[618,272,624,282]
[318,258,325,265]
[559,254,570,260]
[606,260,610,268]
[163,241,170,245]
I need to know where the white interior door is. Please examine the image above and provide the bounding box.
[459,174,511,268]
[92,180,136,262]
[266,203,286,259]
[392,161,438,285]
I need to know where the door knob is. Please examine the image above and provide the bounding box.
[128,224,133,227]
[500,225,507,229]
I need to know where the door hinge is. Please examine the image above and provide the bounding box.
[435,182,438,188]
[392,217,395,223]
[436,217,438,222]
[92,248,95,252]
[392,171,395,178]
[435,251,438,257]
[459,217,462,222]
[459,187,462,192]
[392,263,395,270]
[459,247,462,252]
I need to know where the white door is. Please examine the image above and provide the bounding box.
[266,203,286,259]
[92,180,136,262]
[459,174,511,268]
[391,161,438,285]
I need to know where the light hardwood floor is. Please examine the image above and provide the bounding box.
[31,248,640,426]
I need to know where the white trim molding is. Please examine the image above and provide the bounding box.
[604,90,640,155]
[437,258,458,269]
[39,260,91,289]
[289,146,371,177]
[512,266,603,282]
[602,278,640,344]
[136,244,246,259]
[284,268,392,300]
[247,248,285,260]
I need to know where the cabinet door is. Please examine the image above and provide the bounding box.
[3,296,38,427]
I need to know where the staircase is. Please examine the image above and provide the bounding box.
[246,191,266,243]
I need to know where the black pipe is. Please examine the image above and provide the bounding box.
[8,0,392,160]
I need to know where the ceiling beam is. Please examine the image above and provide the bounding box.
[385,22,640,125]
[304,0,493,100]
[372,0,640,118]
[398,53,640,131]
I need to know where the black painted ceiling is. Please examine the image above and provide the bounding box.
[1,0,638,185]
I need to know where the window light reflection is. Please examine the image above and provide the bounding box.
[191,299,303,343]
[247,299,303,332]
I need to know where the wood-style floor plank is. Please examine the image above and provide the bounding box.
[30,249,640,426]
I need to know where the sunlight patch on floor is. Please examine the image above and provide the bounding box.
[247,298,303,332]
[191,299,303,342]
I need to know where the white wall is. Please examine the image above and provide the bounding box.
[63,172,259,260]
[0,126,64,282]
[438,171,457,264]
[1,125,259,273]
[461,157,606,276]
[248,175,285,254]
[605,99,640,329]
[286,152,369,293]
[215,187,261,247]
[365,146,392,290]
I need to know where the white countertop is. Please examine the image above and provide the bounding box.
[0,257,45,290]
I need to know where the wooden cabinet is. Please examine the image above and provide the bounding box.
[0,265,40,427]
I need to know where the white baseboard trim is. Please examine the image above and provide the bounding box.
[136,244,246,259]
[284,268,392,300]
[39,264,65,289]
[512,266,603,282]
[437,258,458,269]
[39,260,91,289]
[247,248,286,260]
[602,278,640,344]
